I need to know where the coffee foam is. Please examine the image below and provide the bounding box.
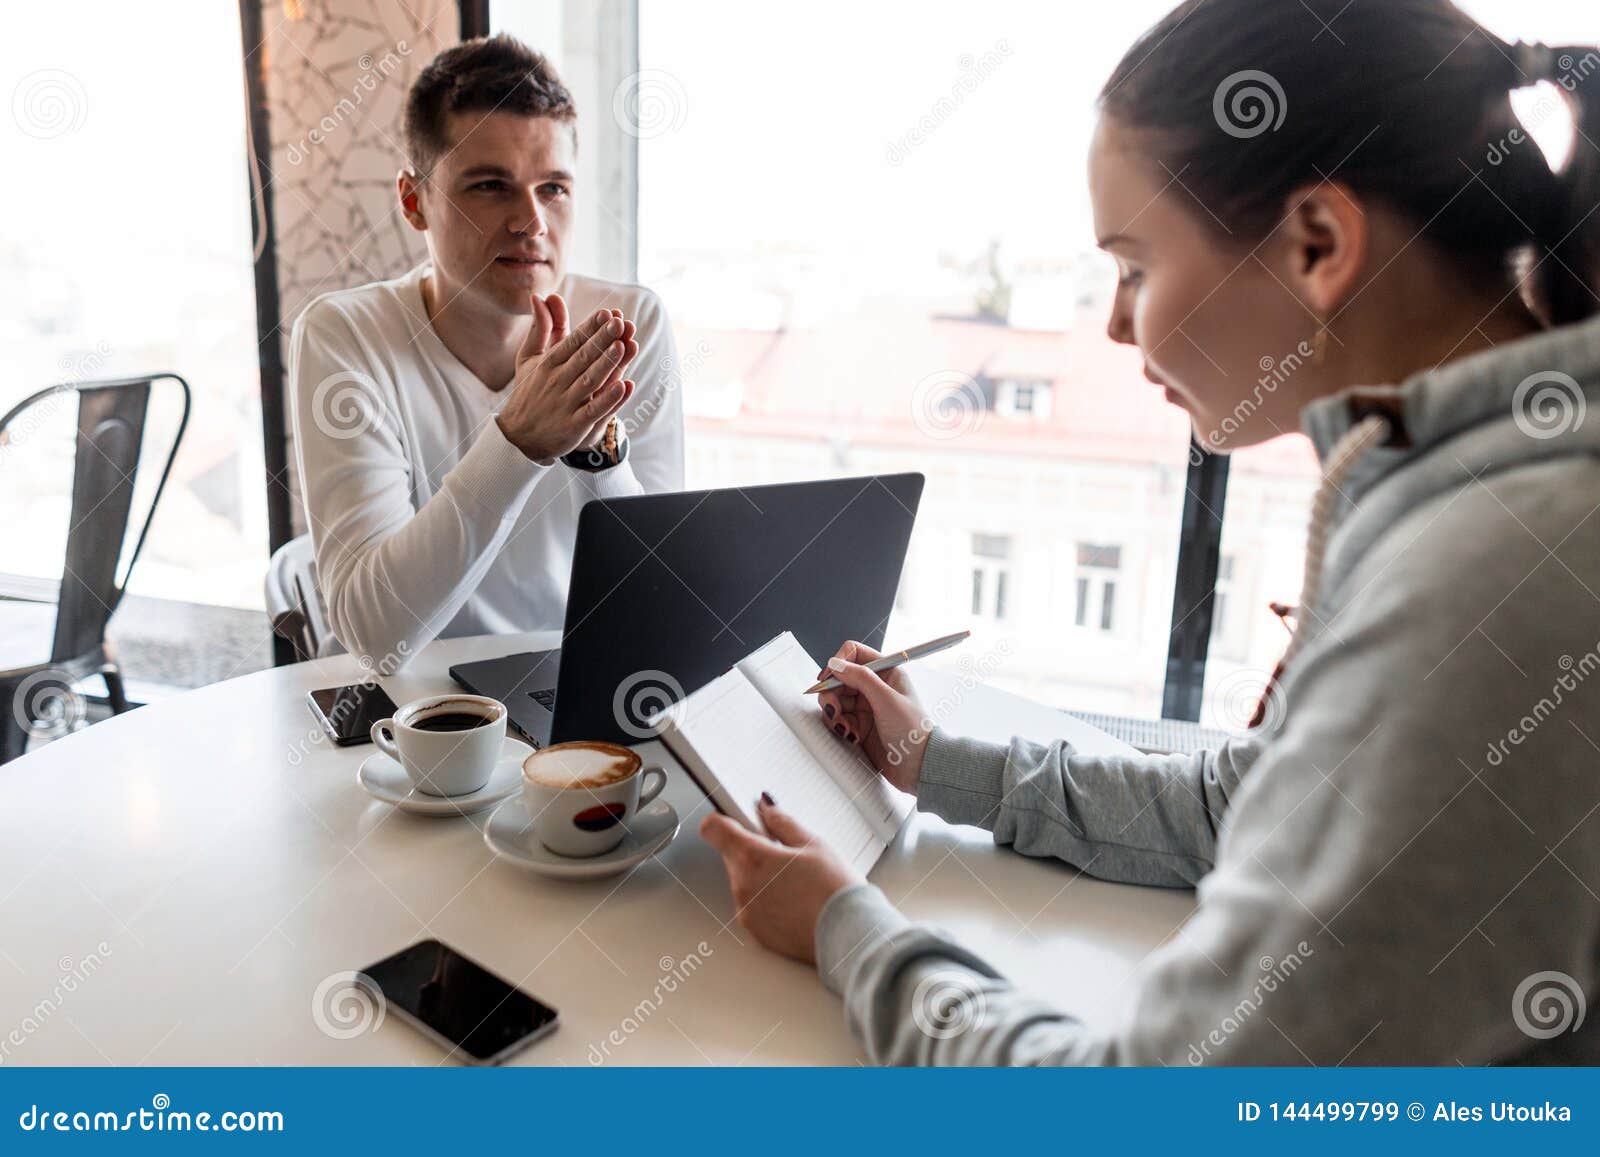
[404,696,501,726]
[524,742,638,789]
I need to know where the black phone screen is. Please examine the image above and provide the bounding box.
[307,683,399,745]
[359,939,558,1063]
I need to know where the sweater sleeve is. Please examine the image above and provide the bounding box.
[916,729,1265,887]
[816,465,1600,1066]
[288,300,550,667]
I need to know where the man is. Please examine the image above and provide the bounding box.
[289,34,683,665]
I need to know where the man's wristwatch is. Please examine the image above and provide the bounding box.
[560,416,629,473]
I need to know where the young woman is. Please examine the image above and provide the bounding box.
[700,0,1600,1065]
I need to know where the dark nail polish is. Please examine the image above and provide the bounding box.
[833,723,847,738]
[761,791,775,807]
[823,703,835,719]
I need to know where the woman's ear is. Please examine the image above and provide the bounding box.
[1277,181,1368,316]
[397,170,427,232]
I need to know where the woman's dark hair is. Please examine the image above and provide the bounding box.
[1099,0,1600,326]
[404,34,575,178]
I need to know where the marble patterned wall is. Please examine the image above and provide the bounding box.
[259,0,455,326]
[250,0,457,535]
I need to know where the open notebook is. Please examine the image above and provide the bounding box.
[652,632,914,874]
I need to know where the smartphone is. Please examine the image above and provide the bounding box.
[356,939,559,1065]
[306,682,399,746]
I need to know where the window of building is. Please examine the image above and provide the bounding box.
[970,533,1012,622]
[1073,542,1121,634]
[1211,554,1236,641]
[996,378,1053,420]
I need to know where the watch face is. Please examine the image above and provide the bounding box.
[563,419,626,471]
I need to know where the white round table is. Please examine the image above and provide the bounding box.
[0,631,1195,1065]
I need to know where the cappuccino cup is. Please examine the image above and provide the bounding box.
[521,741,667,858]
[371,694,507,796]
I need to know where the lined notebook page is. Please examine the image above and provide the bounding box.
[736,633,911,843]
[667,667,879,869]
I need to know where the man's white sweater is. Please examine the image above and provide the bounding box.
[288,264,684,665]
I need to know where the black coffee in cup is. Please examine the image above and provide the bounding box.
[412,711,492,733]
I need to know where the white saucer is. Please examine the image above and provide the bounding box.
[358,738,530,816]
[483,796,680,880]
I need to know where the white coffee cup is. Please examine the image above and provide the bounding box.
[370,694,507,797]
[521,741,667,858]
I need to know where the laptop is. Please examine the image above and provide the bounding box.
[450,472,924,748]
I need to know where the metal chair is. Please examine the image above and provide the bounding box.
[0,373,191,762]
[265,533,333,663]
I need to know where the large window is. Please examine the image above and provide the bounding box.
[637,0,1196,718]
[499,0,1596,725]
[0,4,265,613]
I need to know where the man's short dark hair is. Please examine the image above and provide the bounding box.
[403,34,576,176]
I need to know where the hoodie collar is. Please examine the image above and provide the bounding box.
[1301,313,1600,464]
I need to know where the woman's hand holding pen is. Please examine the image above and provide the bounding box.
[816,640,932,795]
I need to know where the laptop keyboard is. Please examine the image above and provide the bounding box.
[528,688,557,709]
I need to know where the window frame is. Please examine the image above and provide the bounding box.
[1162,443,1229,721]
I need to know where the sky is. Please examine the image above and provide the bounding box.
[630,0,1596,325]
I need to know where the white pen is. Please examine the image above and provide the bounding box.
[804,630,972,695]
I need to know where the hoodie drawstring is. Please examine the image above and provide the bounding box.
[1248,413,1392,729]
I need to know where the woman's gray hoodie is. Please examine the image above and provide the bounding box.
[815,316,1600,1065]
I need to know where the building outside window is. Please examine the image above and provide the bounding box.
[970,533,1012,621]
[1073,542,1121,634]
